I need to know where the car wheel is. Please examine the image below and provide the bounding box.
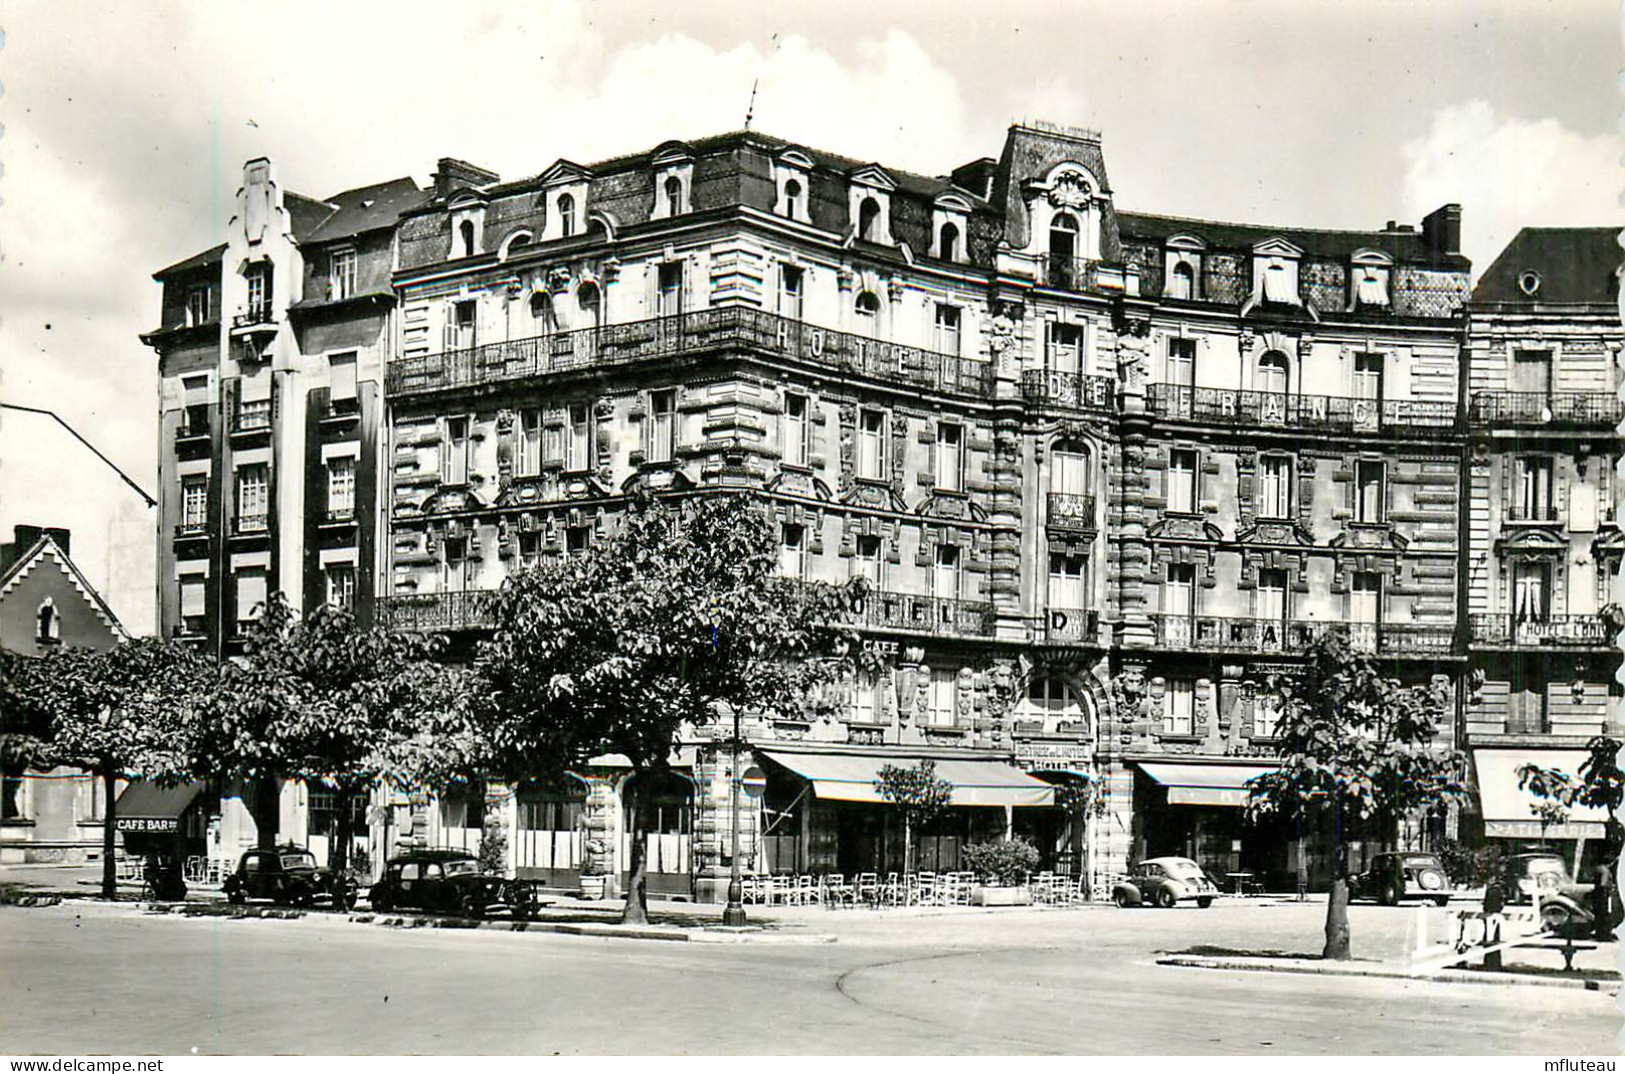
[1155,887,1178,909]
[333,884,357,913]
[1112,889,1132,908]
[459,893,484,919]
[370,890,391,913]
[1541,902,1575,933]
[1197,897,1214,909]
[226,886,246,906]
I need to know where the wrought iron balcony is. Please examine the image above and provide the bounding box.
[1020,370,1116,412]
[1150,615,1455,655]
[377,589,498,633]
[173,520,209,539]
[1506,501,1559,523]
[1469,391,1624,429]
[1470,613,1615,648]
[1040,607,1099,645]
[233,513,269,535]
[232,305,275,330]
[1044,255,1126,295]
[1147,384,1458,436]
[850,589,995,638]
[1046,492,1098,534]
[232,399,273,433]
[386,307,993,399]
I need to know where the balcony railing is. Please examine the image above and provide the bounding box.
[851,590,995,638]
[1020,370,1116,412]
[1469,391,1624,429]
[232,305,274,329]
[234,513,269,535]
[173,520,209,538]
[1147,384,1458,435]
[233,399,272,433]
[386,307,994,399]
[1040,608,1099,644]
[1044,255,1125,295]
[1470,613,1615,647]
[377,590,498,633]
[1046,492,1098,533]
[1506,502,1559,523]
[1151,615,1455,655]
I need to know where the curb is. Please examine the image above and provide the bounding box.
[0,892,63,908]
[1157,955,1618,992]
[343,912,836,945]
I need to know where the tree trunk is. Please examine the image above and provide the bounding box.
[1323,834,1351,960]
[903,822,912,876]
[253,776,280,849]
[621,770,650,925]
[100,763,117,901]
[333,784,354,877]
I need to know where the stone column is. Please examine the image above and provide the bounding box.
[692,743,763,905]
[579,775,620,899]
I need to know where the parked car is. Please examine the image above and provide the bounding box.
[1349,852,1452,907]
[1496,852,1592,905]
[1111,857,1217,908]
[368,848,540,919]
[223,845,359,910]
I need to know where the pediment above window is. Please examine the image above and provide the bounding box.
[1252,236,1303,259]
[1236,519,1315,546]
[848,164,897,191]
[1147,516,1225,541]
[1329,523,1407,553]
[1497,527,1568,555]
[539,160,592,186]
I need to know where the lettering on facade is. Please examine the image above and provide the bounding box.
[116,818,179,833]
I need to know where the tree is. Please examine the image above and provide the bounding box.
[1517,735,1625,938]
[1247,632,1463,960]
[13,639,207,899]
[874,759,954,874]
[477,490,863,924]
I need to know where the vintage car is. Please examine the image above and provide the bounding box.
[368,848,540,919]
[223,845,359,910]
[1348,852,1452,906]
[1495,852,1591,905]
[1111,856,1217,908]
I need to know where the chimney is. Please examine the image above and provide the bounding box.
[1421,203,1463,258]
[433,158,501,198]
[1,525,70,573]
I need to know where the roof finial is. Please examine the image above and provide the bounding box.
[744,78,758,131]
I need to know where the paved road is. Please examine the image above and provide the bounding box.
[0,899,1613,1055]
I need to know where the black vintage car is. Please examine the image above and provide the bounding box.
[368,848,540,919]
[223,845,359,910]
[1348,852,1452,906]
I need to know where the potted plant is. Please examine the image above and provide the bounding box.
[962,837,1040,906]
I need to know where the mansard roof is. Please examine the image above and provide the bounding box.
[1471,226,1622,305]
[1118,210,1470,270]
[301,177,428,244]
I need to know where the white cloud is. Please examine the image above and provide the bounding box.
[1401,100,1623,272]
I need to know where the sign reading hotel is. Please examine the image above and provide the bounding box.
[1015,742,1093,772]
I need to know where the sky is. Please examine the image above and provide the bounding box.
[0,0,1620,633]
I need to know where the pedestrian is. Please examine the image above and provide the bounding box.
[1592,860,1616,943]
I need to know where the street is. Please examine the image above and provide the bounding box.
[0,898,1613,1055]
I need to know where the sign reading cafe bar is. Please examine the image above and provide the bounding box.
[116,816,180,833]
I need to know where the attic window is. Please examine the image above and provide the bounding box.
[1519,270,1542,297]
[858,197,882,242]
[458,221,476,258]
[1168,261,1195,300]
[36,598,59,644]
[664,176,684,217]
[558,194,577,238]
[1354,266,1390,308]
[938,222,961,262]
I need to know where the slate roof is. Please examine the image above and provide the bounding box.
[285,192,338,241]
[301,177,429,244]
[0,535,127,640]
[1118,210,1470,270]
[1471,226,1623,305]
[151,243,227,281]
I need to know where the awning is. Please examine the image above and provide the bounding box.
[114,780,205,833]
[1472,748,1608,839]
[760,751,1056,808]
[1140,762,1276,808]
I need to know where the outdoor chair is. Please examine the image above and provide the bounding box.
[798,874,819,905]
[821,874,852,908]
[856,872,880,907]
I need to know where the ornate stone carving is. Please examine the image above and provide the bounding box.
[1116,322,1151,393]
[546,266,572,294]
[1048,169,1093,210]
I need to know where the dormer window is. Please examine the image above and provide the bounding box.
[1169,262,1194,300]
[664,176,684,218]
[650,148,694,222]
[774,150,814,222]
[186,285,211,327]
[458,221,476,258]
[558,193,577,238]
[1050,213,1079,264]
[1162,236,1205,302]
[1349,250,1393,310]
[938,222,961,261]
[1250,239,1304,308]
[330,247,357,300]
[1263,263,1294,303]
[782,178,804,217]
[858,197,882,242]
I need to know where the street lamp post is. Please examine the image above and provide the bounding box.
[721,700,747,927]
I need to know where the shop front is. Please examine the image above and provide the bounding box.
[757,749,1056,875]
[1134,761,1320,892]
[113,780,211,862]
[1472,747,1610,878]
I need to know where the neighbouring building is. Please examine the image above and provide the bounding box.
[0,526,126,863]
[142,124,1623,899]
[1462,227,1625,876]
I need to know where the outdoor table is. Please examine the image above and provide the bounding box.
[1225,872,1253,896]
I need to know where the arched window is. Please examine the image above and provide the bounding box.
[782,178,802,217]
[1169,261,1195,300]
[577,282,602,329]
[458,220,476,258]
[858,197,881,241]
[854,290,881,319]
[938,222,961,261]
[1257,350,1290,395]
[529,291,556,334]
[664,176,683,217]
[1050,440,1092,496]
[35,599,58,644]
[557,193,577,238]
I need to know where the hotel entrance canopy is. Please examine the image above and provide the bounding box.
[760,751,1056,808]
[1139,763,1276,808]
